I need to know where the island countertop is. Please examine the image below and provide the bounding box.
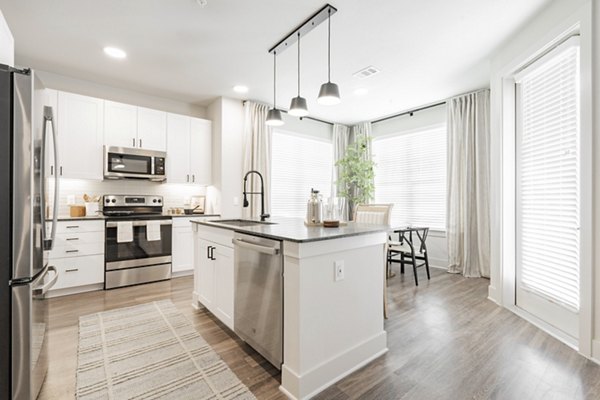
[191,217,389,243]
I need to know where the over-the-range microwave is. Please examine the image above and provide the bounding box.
[104,146,166,182]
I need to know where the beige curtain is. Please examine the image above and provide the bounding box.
[446,90,491,278]
[242,102,271,219]
[332,123,350,220]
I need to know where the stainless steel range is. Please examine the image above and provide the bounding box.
[102,195,172,289]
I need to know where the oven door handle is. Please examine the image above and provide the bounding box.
[106,220,172,228]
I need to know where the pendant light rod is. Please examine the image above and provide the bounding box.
[297,33,301,96]
[273,51,277,108]
[327,8,331,82]
[268,4,337,55]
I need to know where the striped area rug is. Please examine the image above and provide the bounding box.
[76,300,256,400]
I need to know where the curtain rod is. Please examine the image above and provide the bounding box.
[371,87,489,125]
[371,101,445,124]
[242,100,334,126]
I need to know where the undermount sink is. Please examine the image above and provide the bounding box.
[212,219,277,227]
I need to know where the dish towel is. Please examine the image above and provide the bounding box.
[146,220,161,241]
[117,221,133,243]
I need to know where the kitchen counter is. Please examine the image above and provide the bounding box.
[50,213,220,221]
[191,217,389,243]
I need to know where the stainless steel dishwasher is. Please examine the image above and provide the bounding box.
[232,232,283,369]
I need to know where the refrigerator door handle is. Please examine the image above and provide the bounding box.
[32,266,58,297]
[41,106,59,251]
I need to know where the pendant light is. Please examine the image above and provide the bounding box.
[266,51,284,126]
[317,8,341,105]
[289,32,309,117]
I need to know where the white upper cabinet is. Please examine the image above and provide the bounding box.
[166,113,191,184]
[166,114,211,185]
[56,92,104,180]
[190,118,212,185]
[104,100,137,148]
[137,107,167,151]
[104,101,167,151]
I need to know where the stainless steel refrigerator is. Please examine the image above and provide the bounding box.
[0,64,59,399]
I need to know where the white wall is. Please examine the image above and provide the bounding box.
[372,104,449,269]
[37,70,207,119]
[0,9,14,66]
[489,0,594,356]
[207,97,244,218]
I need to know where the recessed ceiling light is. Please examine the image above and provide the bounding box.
[354,88,368,96]
[233,85,249,94]
[103,47,127,59]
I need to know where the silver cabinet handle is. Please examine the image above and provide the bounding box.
[139,138,143,148]
[232,238,280,255]
[65,268,79,272]
[50,165,54,175]
[132,138,135,147]
[66,238,79,241]
[192,175,195,183]
[59,166,63,176]
[65,250,79,254]
[186,174,189,183]
[66,225,79,229]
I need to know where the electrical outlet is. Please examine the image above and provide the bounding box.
[334,260,345,281]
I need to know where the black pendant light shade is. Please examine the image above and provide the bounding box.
[266,51,285,126]
[317,8,340,105]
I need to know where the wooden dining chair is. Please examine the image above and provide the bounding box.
[353,204,393,319]
[387,227,431,286]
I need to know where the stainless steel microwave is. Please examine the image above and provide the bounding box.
[104,146,166,182]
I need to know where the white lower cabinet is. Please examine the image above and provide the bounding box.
[46,220,105,296]
[193,225,234,330]
[49,255,104,291]
[172,217,216,275]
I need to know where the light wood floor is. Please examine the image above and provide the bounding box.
[39,268,600,400]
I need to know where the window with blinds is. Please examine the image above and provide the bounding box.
[271,130,333,218]
[516,39,580,311]
[372,125,447,230]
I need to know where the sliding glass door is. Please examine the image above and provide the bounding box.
[515,37,580,339]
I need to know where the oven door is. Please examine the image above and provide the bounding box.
[105,219,172,269]
[105,150,153,178]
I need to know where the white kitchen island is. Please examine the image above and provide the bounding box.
[191,218,389,400]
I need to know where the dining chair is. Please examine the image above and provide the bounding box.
[353,204,393,319]
[387,227,431,286]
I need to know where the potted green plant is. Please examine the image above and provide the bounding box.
[336,134,375,219]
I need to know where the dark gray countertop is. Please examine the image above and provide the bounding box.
[191,217,389,243]
[50,214,220,221]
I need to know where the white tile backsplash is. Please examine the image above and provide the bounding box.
[48,178,209,217]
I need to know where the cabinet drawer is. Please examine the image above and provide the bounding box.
[48,232,104,259]
[48,255,104,290]
[48,220,104,235]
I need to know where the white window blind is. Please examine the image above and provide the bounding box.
[516,40,580,311]
[373,125,446,230]
[271,130,333,218]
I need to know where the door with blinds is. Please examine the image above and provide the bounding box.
[515,37,580,339]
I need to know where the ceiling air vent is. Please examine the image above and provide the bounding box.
[353,66,380,79]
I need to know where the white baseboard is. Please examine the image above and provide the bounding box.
[46,283,104,298]
[280,331,387,400]
[509,305,578,351]
[172,270,193,278]
[487,285,500,305]
[591,340,600,364]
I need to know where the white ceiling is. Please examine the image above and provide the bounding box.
[1,0,551,124]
